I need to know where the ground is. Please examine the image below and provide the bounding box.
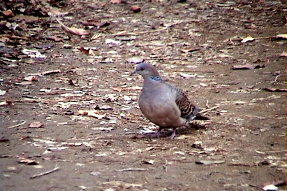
[0,0,286,191]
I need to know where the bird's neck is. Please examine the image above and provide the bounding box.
[143,75,162,81]
[143,75,162,89]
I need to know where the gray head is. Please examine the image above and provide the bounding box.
[131,62,160,78]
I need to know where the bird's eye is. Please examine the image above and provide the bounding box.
[140,68,144,71]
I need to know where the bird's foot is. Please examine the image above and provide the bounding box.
[132,129,176,139]
[168,129,176,139]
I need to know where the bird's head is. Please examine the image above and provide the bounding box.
[130,62,160,78]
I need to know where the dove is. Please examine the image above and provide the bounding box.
[131,62,204,138]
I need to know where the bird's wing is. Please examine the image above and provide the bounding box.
[174,87,200,121]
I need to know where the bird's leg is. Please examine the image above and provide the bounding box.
[169,128,176,139]
[154,127,163,138]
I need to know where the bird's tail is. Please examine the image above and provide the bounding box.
[194,113,209,120]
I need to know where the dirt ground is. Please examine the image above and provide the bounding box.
[0,0,286,190]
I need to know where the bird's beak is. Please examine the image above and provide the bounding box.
[130,70,137,76]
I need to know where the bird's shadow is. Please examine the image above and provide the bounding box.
[177,122,207,135]
[131,122,207,139]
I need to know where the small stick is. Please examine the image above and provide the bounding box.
[163,159,168,172]
[30,167,60,179]
[205,100,210,108]
[117,168,146,172]
[199,105,219,114]
[7,121,26,129]
[272,74,282,84]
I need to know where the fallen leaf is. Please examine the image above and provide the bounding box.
[78,47,91,55]
[271,34,287,40]
[263,184,278,191]
[91,127,114,131]
[0,137,9,142]
[63,26,89,36]
[15,81,33,85]
[55,18,89,36]
[241,36,255,43]
[103,181,142,189]
[279,51,287,57]
[0,101,12,106]
[17,157,39,165]
[110,0,127,4]
[78,110,106,119]
[82,20,110,28]
[44,35,63,42]
[141,160,154,165]
[262,88,287,92]
[117,168,146,172]
[29,122,44,128]
[232,64,265,70]
[126,57,144,63]
[24,76,38,81]
[179,73,196,78]
[2,10,14,17]
[130,5,141,13]
[41,70,61,75]
[94,105,113,110]
[48,8,69,17]
[191,141,203,149]
[105,39,121,45]
[22,49,46,58]
[195,160,225,165]
[180,48,200,53]
[0,89,6,96]
[90,171,101,176]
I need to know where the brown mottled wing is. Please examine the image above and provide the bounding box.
[174,88,200,121]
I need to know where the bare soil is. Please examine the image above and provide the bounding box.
[0,0,286,191]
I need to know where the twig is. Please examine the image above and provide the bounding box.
[272,74,282,84]
[117,168,146,172]
[163,159,168,172]
[205,100,210,108]
[7,121,26,129]
[30,167,60,179]
[199,105,219,114]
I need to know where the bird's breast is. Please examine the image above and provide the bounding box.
[138,84,185,128]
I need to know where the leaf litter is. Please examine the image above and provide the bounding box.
[0,1,285,191]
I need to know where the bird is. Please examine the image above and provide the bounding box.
[131,62,205,138]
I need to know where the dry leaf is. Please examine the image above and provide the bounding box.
[24,76,38,81]
[42,70,61,75]
[279,51,287,57]
[29,121,44,128]
[126,57,144,63]
[263,184,278,191]
[179,73,196,78]
[78,47,91,55]
[130,5,141,13]
[3,10,14,17]
[0,89,6,96]
[110,0,127,4]
[262,88,287,92]
[0,101,12,106]
[241,36,255,43]
[195,160,225,165]
[63,26,89,36]
[232,64,265,70]
[55,18,89,36]
[272,33,287,40]
[17,157,39,165]
[78,110,106,119]
[180,48,200,53]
